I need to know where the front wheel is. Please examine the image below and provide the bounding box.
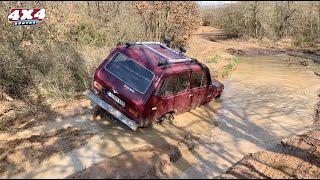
[159,113,174,125]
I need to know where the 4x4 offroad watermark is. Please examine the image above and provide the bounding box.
[8,8,45,26]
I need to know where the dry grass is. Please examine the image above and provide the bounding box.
[187,26,239,79]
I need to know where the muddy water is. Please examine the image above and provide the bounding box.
[163,56,320,178]
[11,56,320,179]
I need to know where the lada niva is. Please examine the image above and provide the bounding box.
[86,42,224,131]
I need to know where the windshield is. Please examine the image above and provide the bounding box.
[104,53,154,94]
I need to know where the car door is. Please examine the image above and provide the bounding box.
[189,70,208,108]
[158,73,192,115]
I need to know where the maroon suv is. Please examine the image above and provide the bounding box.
[86,42,224,131]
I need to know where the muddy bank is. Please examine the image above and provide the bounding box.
[0,93,91,133]
[225,46,320,64]
[67,144,182,179]
[0,127,96,178]
[195,26,320,64]
[222,129,320,179]
[227,45,319,58]
[66,133,201,179]
[0,92,31,132]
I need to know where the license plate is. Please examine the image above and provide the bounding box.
[105,90,125,107]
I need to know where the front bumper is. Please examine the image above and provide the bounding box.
[84,90,139,131]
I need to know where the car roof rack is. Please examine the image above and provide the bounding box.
[125,41,193,66]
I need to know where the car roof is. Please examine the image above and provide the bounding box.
[115,42,204,77]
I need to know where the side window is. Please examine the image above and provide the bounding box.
[161,73,189,96]
[190,72,202,89]
[176,74,189,93]
[190,71,208,89]
[201,70,208,86]
[161,76,178,96]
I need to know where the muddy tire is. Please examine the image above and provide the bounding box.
[159,113,174,125]
[142,113,175,128]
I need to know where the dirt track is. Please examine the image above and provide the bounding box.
[1,27,320,179]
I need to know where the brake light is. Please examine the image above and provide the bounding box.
[128,107,139,118]
[93,81,103,91]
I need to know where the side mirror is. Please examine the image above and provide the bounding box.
[163,37,171,47]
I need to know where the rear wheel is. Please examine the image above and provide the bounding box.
[140,113,175,128]
[92,105,104,120]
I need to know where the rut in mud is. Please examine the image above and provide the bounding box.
[222,129,320,179]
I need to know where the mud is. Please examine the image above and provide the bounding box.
[222,129,320,179]
[7,57,320,179]
[162,56,320,178]
[66,131,206,179]
[0,127,96,178]
[67,144,183,179]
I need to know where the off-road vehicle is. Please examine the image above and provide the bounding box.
[86,42,224,131]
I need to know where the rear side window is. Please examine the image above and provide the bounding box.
[161,73,189,96]
[190,71,207,89]
[176,74,189,93]
[161,76,178,96]
[105,53,154,94]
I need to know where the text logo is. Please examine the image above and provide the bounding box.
[8,8,45,26]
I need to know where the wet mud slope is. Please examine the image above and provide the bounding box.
[67,144,182,179]
[0,127,96,178]
[222,129,320,179]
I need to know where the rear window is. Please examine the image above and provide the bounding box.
[105,53,154,94]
